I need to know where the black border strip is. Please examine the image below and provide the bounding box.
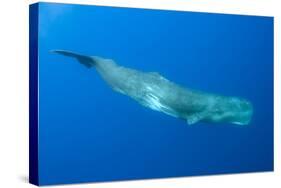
[29,3,39,186]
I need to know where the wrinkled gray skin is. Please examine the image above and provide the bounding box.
[52,50,253,125]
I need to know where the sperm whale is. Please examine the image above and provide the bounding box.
[52,50,253,125]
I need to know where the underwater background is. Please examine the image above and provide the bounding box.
[37,2,273,185]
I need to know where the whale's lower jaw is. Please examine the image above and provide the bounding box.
[231,116,252,126]
[184,112,252,126]
[203,117,252,126]
[201,109,253,126]
[231,113,253,125]
[231,121,248,125]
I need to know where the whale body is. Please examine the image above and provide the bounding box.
[52,50,253,125]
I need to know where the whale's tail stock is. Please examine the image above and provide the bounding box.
[51,50,96,68]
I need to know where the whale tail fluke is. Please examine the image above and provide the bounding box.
[51,50,95,68]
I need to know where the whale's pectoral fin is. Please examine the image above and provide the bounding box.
[186,113,205,125]
[51,50,95,68]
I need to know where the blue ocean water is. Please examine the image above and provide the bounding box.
[37,2,273,185]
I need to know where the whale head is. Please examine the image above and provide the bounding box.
[207,97,253,125]
[226,98,253,125]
